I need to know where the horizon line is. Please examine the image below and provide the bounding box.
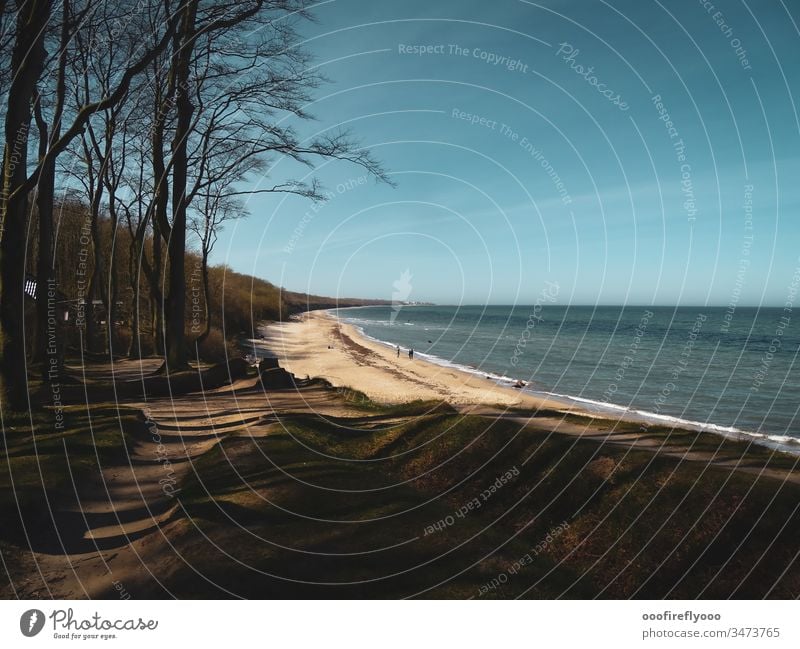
[333,302,786,309]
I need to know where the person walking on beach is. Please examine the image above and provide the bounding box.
[397,345,400,357]
[408,348,414,359]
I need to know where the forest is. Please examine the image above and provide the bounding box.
[0,0,387,410]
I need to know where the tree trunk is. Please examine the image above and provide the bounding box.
[0,0,50,410]
[106,186,119,355]
[33,112,54,370]
[150,74,169,360]
[33,0,69,374]
[151,212,164,355]
[163,0,198,371]
[150,296,157,353]
[127,207,152,359]
[128,248,142,358]
[85,170,105,355]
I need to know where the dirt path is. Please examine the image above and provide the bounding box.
[11,362,366,599]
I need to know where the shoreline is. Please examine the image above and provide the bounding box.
[252,311,569,410]
[252,310,800,456]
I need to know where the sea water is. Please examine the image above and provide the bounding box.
[332,305,800,453]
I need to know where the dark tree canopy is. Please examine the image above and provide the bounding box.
[0,0,388,409]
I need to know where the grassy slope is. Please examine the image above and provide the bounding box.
[281,290,391,315]
[170,405,800,599]
[1,394,798,599]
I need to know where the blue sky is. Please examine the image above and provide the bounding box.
[210,0,800,306]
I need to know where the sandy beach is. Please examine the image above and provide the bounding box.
[252,310,569,411]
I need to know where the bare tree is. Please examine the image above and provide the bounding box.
[189,191,246,347]
[162,0,200,370]
[0,0,51,410]
[158,0,390,372]
[0,0,392,410]
[0,0,178,408]
[31,0,78,370]
[67,2,142,353]
[114,90,158,358]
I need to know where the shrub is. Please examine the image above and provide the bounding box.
[193,327,236,364]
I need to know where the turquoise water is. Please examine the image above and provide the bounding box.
[332,305,800,452]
